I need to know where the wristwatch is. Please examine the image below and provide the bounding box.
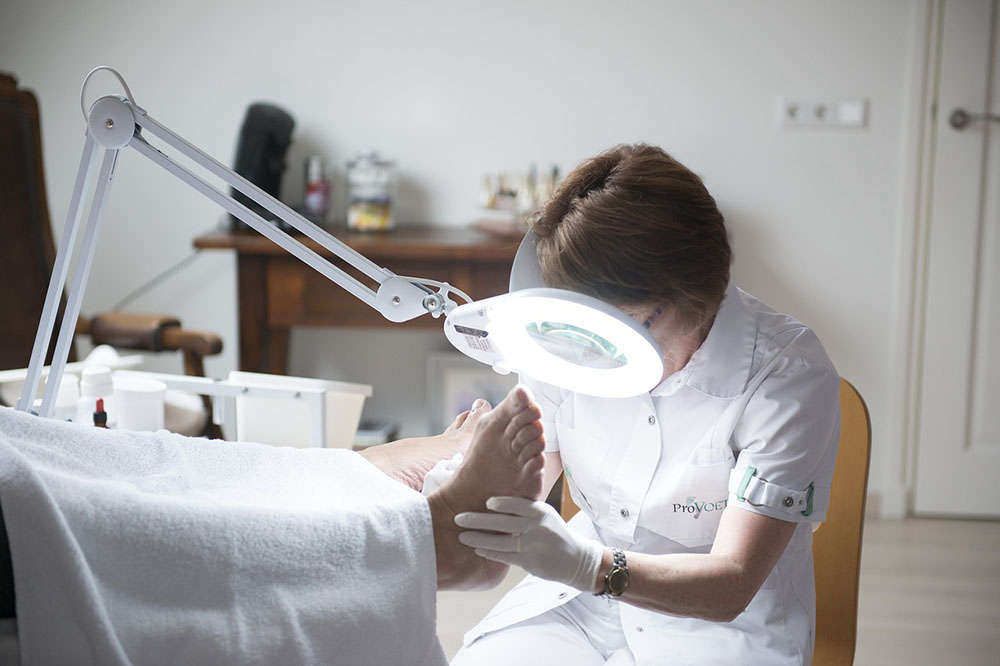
[600,547,630,598]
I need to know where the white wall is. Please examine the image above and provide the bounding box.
[0,0,922,514]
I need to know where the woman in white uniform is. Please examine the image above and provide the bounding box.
[451,144,840,665]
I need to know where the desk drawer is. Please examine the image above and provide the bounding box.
[266,257,511,328]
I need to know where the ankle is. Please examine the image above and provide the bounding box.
[427,482,464,523]
[426,491,507,591]
[427,492,466,589]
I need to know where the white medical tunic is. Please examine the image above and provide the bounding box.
[462,284,841,665]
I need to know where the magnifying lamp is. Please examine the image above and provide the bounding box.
[17,67,663,418]
[445,231,664,398]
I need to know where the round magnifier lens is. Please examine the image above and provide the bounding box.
[484,288,664,398]
[525,321,627,369]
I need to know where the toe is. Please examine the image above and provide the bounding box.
[495,385,535,422]
[524,453,545,475]
[460,399,492,432]
[519,454,546,495]
[511,421,544,450]
[515,436,545,466]
[503,405,542,442]
[444,409,471,434]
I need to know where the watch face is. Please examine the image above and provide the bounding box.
[608,568,629,596]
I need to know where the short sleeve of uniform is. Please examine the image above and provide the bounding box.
[728,340,841,525]
[518,374,565,454]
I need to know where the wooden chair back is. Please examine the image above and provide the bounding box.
[811,378,871,666]
[559,378,872,666]
[0,72,73,370]
[0,73,222,392]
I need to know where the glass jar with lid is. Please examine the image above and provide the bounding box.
[346,151,396,231]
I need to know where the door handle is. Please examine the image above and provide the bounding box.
[949,107,1000,130]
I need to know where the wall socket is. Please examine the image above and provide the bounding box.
[777,97,868,128]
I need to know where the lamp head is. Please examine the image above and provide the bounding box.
[444,231,663,398]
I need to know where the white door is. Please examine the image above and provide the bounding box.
[914,0,1000,517]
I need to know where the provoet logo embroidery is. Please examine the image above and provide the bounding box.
[672,496,728,519]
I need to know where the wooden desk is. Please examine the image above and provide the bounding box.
[193,227,522,375]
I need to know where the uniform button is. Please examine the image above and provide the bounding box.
[636,626,644,632]
[783,496,794,507]
[648,415,656,425]
[620,508,630,518]
[557,591,567,599]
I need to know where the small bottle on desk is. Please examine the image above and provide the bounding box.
[93,398,109,428]
[76,366,115,428]
[304,155,330,225]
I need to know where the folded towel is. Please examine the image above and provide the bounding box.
[0,406,446,666]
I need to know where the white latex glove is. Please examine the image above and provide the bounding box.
[455,496,605,593]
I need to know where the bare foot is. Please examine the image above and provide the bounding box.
[358,400,490,491]
[427,385,546,590]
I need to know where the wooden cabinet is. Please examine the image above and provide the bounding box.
[194,226,521,374]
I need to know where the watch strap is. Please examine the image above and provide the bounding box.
[601,547,629,598]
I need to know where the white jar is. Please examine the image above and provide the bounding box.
[346,151,396,231]
[114,375,166,431]
[54,374,80,422]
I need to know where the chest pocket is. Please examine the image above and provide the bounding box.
[554,422,610,520]
[638,439,735,547]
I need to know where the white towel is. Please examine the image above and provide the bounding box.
[0,406,446,666]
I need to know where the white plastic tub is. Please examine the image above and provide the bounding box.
[114,374,167,431]
[228,371,373,449]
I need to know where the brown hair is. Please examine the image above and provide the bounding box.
[532,143,731,333]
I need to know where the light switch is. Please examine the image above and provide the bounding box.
[836,100,868,126]
[777,97,869,128]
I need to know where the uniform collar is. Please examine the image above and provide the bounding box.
[650,283,755,399]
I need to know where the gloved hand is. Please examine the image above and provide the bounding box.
[455,496,605,593]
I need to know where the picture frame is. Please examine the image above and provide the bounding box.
[426,352,519,434]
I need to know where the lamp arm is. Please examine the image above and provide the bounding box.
[128,132,385,310]
[133,111,398,291]
[17,70,469,417]
[129,107,447,318]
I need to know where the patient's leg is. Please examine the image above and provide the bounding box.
[427,386,545,590]
[357,401,490,491]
